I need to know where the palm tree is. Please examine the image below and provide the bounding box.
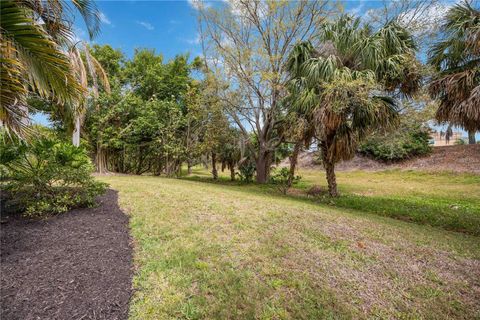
[287,16,421,196]
[0,0,100,137]
[68,42,110,148]
[428,1,480,144]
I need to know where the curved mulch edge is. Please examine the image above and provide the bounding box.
[1,189,133,320]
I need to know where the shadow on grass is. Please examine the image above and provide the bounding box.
[180,174,480,236]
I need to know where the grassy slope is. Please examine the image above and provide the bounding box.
[100,170,480,319]
[300,169,480,235]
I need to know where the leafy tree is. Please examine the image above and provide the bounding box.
[198,0,335,183]
[287,16,421,196]
[428,1,480,144]
[84,49,210,176]
[218,128,242,181]
[124,49,192,102]
[86,45,125,172]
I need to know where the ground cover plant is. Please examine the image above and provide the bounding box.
[100,168,480,319]
[0,135,107,216]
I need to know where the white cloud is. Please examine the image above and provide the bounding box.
[186,34,201,45]
[136,21,154,30]
[99,12,111,25]
[222,0,267,21]
[398,3,451,35]
[188,0,211,10]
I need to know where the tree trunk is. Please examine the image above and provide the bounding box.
[136,147,144,175]
[324,159,338,197]
[187,160,192,175]
[255,149,270,183]
[203,155,209,169]
[211,152,218,180]
[287,142,301,188]
[72,116,81,147]
[95,143,109,174]
[230,164,235,181]
[175,160,182,177]
[321,141,338,197]
[468,130,476,144]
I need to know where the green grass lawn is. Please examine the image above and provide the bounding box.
[100,169,480,319]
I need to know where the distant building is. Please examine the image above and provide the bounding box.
[430,130,464,146]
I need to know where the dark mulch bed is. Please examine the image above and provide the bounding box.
[1,190,133,320]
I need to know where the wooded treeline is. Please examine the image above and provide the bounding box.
[2,0,479,197]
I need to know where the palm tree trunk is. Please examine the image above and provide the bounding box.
[468,130,476,144]
[287,142,301,188]
[211,152,218,180]
[324,159,338,197]
[321,141,339,197]
[72,116,81,147]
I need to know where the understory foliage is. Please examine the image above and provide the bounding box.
[0,133,107,217]
[237,161,256,183]
[360,125,431,161]
[269,167,301,195]
[360,122,432,161]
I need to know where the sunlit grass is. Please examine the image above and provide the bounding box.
[100,169,480,319]
[183,167,480,235]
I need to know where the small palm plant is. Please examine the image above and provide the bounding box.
[287,16,421,196]
[428,1,480,144]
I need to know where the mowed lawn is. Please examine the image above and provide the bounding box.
[100,169,480,319]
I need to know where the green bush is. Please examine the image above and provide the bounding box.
[1,136,107,217]
[359,124,432,161]
[269,167,301,195]
[237,161,256,183]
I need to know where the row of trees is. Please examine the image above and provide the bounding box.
[196,0,479,196]
[38,46,246,179]
[1,0,478,198]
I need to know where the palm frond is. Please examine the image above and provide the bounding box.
[70,0,101,39]
[1,0,83,105]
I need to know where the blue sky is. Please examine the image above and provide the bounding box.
[76,1,384,60]
[78,1,203,60]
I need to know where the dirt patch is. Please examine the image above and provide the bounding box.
[282,144,480,174]
[0,190,132,320]
[398,144,480,173]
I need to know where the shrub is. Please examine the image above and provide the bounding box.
[237,161,256,183]
[269,167,301,195]
[359,124,432,161]
[454,138,465,145]
[0,136,107,217]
